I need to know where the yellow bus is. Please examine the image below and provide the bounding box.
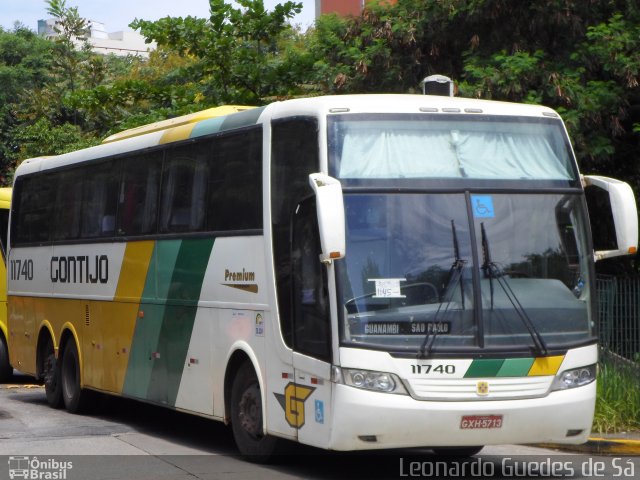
[7,95,638,459]
[0,187,12,382]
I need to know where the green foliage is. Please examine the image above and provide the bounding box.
[593,359,640,433]
[0,26,55,182]
[11,118,99,165]
[305,0,640,181]
[131,0,305,104]
[45,0,91,94]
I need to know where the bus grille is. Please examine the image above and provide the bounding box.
[405,376,554,401]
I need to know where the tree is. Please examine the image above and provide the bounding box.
[45,0,91,95]
[0,25,55,182]
[131,0,305,104]
[307,0,640,175]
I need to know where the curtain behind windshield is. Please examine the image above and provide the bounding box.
[333,116,574,181]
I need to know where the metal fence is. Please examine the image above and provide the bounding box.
[597,275,640,364]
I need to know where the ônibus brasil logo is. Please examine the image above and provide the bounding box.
[8,456,73,480]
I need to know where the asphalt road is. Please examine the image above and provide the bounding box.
[1,372,637,480]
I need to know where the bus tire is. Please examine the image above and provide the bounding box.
[230,362,278,462]
[0,334,12,383]
[432,446,484,457]
[60,340,89,414]
[42,338,63,408]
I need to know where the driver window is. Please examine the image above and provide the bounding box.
[291,198,331,362]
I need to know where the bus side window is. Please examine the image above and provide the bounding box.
[12,176,55,245]
[160,145,208,233]
[81,161,120,239]
[291,198,331,362]
[53,170,83,241]
[118,154,161,236]
[207,128,262,232]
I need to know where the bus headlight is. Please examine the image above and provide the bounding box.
[551,365,597,391]
[333,367,407,395]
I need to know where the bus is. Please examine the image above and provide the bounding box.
[7,94,638,459]
[0,187,12,382]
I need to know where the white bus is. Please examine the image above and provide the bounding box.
[7,95,638,459]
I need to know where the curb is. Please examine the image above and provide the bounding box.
[538,438,640,456]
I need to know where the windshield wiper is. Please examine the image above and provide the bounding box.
[480,223,548,356]
[419,220,466,358]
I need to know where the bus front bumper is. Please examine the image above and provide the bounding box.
[328,382,595,451]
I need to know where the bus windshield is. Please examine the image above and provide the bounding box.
[328,114,577,181]
[336,193,592,353]
[330,113,592,354]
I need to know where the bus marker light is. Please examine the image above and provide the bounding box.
[138,311,144,318]
[629,246,637,254]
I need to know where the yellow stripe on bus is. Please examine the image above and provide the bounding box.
[159,124,197,144]
[114,241,155,302]
[528,355,564,376]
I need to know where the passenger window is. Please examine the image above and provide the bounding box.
[81,161,121,238]
[118,154,161,236]
[53,169,83,241]
[207,127,262,231]
[160,144,208,233]
[13,175,55,244]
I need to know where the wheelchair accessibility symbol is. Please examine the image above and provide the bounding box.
[471,195,495,218]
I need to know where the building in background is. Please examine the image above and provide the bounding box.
[38,18,155,57]
[315,0,396,17]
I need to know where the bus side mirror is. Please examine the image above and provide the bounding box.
[582,175,638,261]
[308,173,345,263]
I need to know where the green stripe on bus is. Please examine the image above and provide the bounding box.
[220,107,265,131]
[191,117,226,138]
[155,240,184,300]
[146,238,215,406]
[464,359,505,378]
[497,358,535,377]
[122,240,181,398]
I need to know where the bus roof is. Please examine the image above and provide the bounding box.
[101,105,255,144]
[15,94,563,177]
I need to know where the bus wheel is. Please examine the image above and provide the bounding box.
[60,340,88,413]
[0,335,12,383]
[230,363,278,462]
[42,338,63,408]
[432,446,484,457]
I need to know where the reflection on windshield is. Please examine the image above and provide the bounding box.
[337,194,476,352]
[473,194,591,348]
[337,193,593,353]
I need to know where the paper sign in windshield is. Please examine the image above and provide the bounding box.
[369,278,406,298]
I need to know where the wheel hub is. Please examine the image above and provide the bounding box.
[238,383,262,439]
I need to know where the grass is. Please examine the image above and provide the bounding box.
[592,357,640,434]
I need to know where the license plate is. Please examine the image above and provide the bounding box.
[460,415,503,429]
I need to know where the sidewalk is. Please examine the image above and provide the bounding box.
[539,432,640,456]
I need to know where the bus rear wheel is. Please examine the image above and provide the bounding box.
[60,340,89,413]
[230,363,278,462]
[432,446,484,457]
[42,338,63,408]
[0,334,12,383]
